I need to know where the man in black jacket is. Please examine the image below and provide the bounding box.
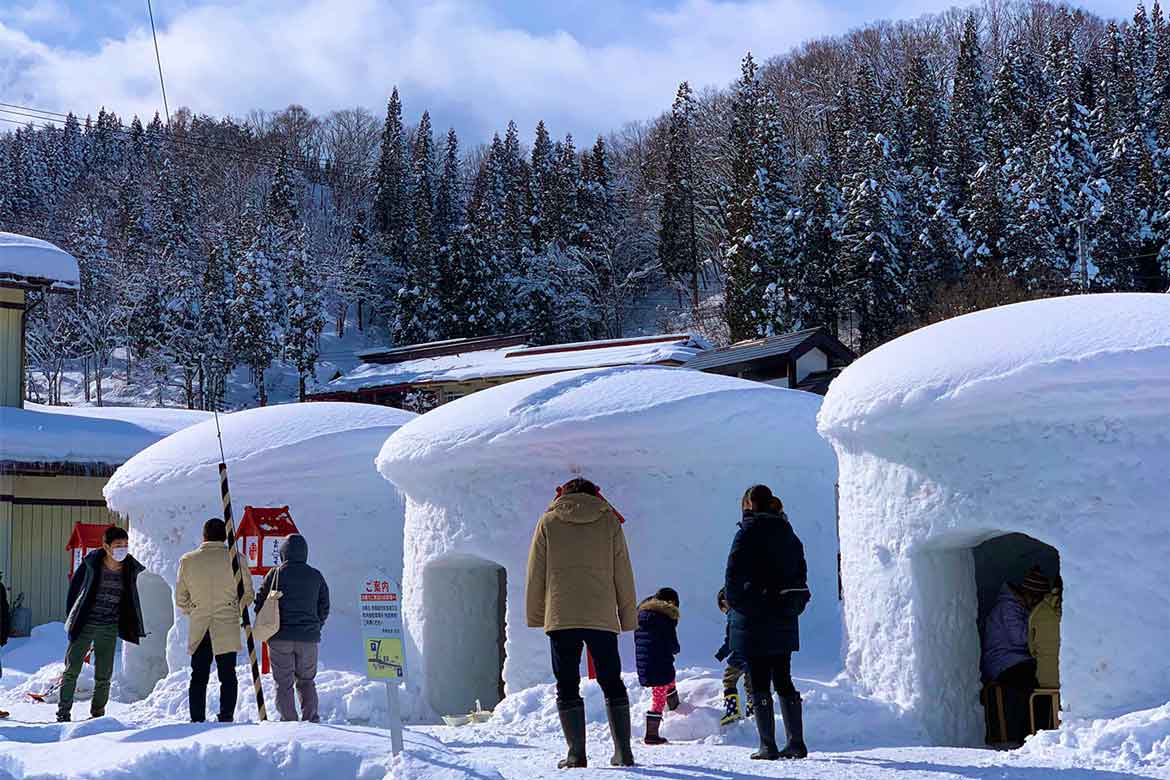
[59,526,146,722]
[254,534,329,722]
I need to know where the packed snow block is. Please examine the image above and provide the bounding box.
[819,293,1170,746]
[377,365,842,720]
[104,402,416,695]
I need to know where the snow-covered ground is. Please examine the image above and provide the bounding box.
[0,634,1163,780]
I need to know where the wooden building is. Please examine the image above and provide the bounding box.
[684,327,856,394]
[0,233,207,627]
[309,333,710,409]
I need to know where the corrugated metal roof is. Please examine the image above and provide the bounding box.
[684,328,824,371]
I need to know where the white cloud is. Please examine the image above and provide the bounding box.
[0,0,79,36]
[0,0,857,142]
[0,0,1133,143]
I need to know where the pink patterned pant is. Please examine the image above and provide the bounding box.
[649,681,677,715]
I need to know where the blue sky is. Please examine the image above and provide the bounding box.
[0,0,1139,145]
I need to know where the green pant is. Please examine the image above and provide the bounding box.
[58,623,118,719]
[723,662,753,697]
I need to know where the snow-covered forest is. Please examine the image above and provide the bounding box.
[2,0,1168,409]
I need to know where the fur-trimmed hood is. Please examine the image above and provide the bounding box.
[638,597,680,622]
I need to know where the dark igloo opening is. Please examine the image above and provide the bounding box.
[973,533,1061,747]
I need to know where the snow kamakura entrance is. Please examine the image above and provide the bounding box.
[377,365,841,720]
[818,293,1170,746]
[104,402,415,695]
[422,556,507,716]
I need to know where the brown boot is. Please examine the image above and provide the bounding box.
[644,712,668,745]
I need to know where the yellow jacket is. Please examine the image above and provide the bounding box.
[1028,591,1062,689]
[525,493,638,634]
[175,542,255,655]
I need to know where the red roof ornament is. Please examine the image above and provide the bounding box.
[236,506,299,575]
[66,522,115,578]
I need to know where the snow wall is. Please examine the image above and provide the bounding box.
[104,402,415,697]
[376,365,841,720]
[818,293,1170,746]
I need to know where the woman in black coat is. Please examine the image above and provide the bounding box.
[724,484,810,760]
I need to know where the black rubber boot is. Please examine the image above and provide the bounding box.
[556,702,588,769]
[606,700,636,766]
[666,686,681,711]
[644,712,668,745]
[778,693,808,759]
[750,697,780,760]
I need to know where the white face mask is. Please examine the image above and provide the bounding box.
[111,548,130,563]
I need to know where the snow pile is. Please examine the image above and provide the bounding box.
[1021,703,1170,771]
[0,403,210,465]
[0,721,500,780]
[0,232,80,289]
[490,670,922,752]
[326,334,707,394]
[130,667,394,727]
[104,402,416,696]
[819,293,1170,745]
[378,366,841,720]
[0,623,73,690]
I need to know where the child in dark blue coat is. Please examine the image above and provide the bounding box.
[635,587,680,745]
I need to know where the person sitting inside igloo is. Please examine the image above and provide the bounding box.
[980,567,1054,745]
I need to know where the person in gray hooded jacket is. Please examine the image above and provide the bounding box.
[254,534,330,722]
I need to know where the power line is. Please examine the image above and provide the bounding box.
[146,0,171,125]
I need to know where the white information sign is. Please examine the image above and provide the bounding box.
[359,569,405,754]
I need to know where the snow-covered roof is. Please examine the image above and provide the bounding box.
[0,232,81,290]
[105,402,415,501]
[378,364,828,479]
[0,403,210,467]
[818,293,1170,438]
[322,334,709,394]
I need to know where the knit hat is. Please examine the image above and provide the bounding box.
[1019,567,1052,596]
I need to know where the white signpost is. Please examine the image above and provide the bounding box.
[360,569,405,754]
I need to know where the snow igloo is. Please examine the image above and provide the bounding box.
[818,293,1170,746]
[104,402,415,696]
[376,365,841,719]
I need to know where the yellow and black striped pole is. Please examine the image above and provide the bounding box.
[219,462,267,721]
[211,403,267,722]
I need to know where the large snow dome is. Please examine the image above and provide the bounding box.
[104,402,415,697]
[377,365,840,719]
[819,293,1170,745]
